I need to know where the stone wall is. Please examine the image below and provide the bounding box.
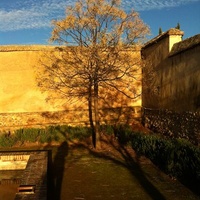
[142,29,200,144]
[142,108,200,145]
[0,106,141,132]
[0,110,88,131]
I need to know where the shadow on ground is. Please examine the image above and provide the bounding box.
[47,134,199,200]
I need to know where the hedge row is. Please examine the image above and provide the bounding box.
[0,125,91,147]
[130,132,200,194]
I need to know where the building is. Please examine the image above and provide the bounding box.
[142,28,200,144]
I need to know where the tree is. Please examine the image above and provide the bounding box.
[159,27,163,35]
[37,0,149,148]
[175,22,180,30]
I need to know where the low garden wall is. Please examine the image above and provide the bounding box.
[0,110,88,132]
[142,108,200,145]
[0,106,141,132]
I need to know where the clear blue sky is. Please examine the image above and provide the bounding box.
[0,0,199,45]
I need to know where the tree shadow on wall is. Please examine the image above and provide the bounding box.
[98,89,141,125]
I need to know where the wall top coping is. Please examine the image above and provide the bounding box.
[142,28,184,50]
[0,44,141,52]
[0,45,57,52]
[169,34,200,57]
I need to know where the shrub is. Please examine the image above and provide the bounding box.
[65,126,91,140]
[39,129,52,143]
[0,134,16,147]
[14,128,40,143]
[113,124,132,145]
[0,125,93,147]
[171,139,200,181]
[99,124,114,135]
[131,132,200,194]
[47,125,68,142]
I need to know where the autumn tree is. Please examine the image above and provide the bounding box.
[38,0,149,148]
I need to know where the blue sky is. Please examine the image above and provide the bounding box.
[0,0,199,45]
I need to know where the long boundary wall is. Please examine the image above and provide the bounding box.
[0,45,141,130]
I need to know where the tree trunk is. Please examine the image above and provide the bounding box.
[88,81,96,148]
[94,79,101,149]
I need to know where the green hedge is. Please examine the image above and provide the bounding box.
[0,134,17,147]
[131,132,200,194]
[0,125,92,147]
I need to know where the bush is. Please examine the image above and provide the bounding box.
[99,124,114,135]
[113,124,132,145]
[39,129,52,143]
[131,132,200,194]
[14,128,40,143]
[171,139,200,181]
[65,126,91,140]
[0,134,16,147]
[0,125,92,147]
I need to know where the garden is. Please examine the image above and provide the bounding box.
[0,124,200,200]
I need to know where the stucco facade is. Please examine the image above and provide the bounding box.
[142,29,200,112]
[142,28,200,144]
[0,45,141,129]
[0,46,60,113]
